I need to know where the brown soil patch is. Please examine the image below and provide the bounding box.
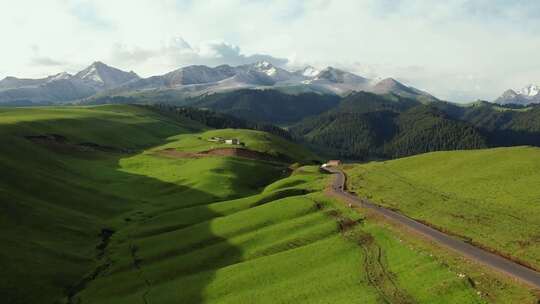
[157,147,284,162]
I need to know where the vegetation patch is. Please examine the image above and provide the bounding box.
[1,105,535,304]
[345,146,540,270]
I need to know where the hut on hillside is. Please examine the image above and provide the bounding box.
[326,160,342,166]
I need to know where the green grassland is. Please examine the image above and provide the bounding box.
[72,164,490,304]
[153,128,319,162]
[0,105,536,303]
[344,147,540,271]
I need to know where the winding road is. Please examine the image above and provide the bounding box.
[323,166,540,290]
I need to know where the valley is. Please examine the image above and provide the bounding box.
[5,2,540,303]
[1,105,538,303]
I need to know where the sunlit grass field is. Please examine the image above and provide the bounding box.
[344,147,540,271]
[153,128,320,162]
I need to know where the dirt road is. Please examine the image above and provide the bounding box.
[324,166,540,290]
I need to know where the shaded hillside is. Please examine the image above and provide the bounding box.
[291,103,486,160]
[190,89,341,124]
[384,106,487,158]
[332,91,421,114]
[433,101,540,147]
[146,104,293,140]
[290,111,398,159]
[0,105,316,303]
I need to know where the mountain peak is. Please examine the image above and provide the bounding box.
[495,84,540,105]
[241,61,291,81]
[314,66,367,84]
[518,84,540,97]
[91,61,106,67]
[74,62,139,89]
[253,61,273,69]
[501,89,518,98]
[371,77,436,101]
[298,65,320,78]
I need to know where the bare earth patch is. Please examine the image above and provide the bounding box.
[156,147,284,162]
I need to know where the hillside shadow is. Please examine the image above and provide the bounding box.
[0,118,247,304]
[482,128,540,147]
[66,158,242,304]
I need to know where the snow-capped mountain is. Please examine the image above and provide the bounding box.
[495,84,540,105]
[111,62,379,96]
[73,61,139,89]
[296,66,320,78]
[0,72,72,90]
[0,61,435,105]
[240,61,294,82]
[519,84,540,97]
[0,62,139,104]
[297,67,371,95]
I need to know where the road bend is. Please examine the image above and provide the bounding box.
[323,166,540,290]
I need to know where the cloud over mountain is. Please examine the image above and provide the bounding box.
[110,38,289,76]
[2,0,540,102]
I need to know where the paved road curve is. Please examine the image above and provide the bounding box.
[323,166,540,290]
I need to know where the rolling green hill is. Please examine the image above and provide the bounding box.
[1,105,536,303]
[0,105,305,303]
[344,146,540,271]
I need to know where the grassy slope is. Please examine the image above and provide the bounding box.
[76,165,490,304]
[344,147,540,270]
[154,128,319,162]
[0,105,314,304]
[1,106,534,304]
[0,105,202,303]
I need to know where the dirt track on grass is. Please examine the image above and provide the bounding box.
[316,202,415,303]
[323,166,540,290]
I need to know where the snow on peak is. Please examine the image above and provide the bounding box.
[518,84,540,97]
[254,61,272,69]
[48,72,72,82]
[73,61,139,89]
[249,61,284,78]
[301,66,320,78]
[79,65,104,83]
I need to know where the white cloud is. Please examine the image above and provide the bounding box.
[1,0,539,101]
[109,38,289,76]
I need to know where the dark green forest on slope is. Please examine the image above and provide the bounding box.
[83,89,540,160]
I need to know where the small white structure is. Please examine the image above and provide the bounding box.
[322,160,342,168]
[225,138,241,145]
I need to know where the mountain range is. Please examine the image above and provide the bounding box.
[495,84,540,105]
[0,61,436,105]
[0,62,139,105]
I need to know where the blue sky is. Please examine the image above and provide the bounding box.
[1,0,539,101]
